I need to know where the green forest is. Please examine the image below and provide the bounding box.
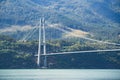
[0,35,120,69]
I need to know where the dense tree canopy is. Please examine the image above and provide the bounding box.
[0,35,120,69]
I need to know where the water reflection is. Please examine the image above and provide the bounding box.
[0,69,120,80]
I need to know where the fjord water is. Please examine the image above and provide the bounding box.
[0,69,120,80]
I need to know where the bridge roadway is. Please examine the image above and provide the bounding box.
[41,49,120,56]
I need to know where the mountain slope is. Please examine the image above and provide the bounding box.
[0,0,120,43]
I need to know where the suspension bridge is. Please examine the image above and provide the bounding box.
[20,18,120,68]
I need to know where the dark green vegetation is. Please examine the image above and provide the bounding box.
[0,35,120,69]
[0,35,37,69]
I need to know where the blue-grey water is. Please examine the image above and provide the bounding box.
[0,69,120,80]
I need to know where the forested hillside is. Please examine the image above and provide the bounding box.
[0,0,120,69]
[0,35,120,69]
[0,0,120,43]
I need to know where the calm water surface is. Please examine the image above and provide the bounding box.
[0,69,120,80]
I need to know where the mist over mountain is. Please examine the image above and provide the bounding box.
[0,0,120,43]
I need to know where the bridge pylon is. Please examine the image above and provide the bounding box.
[37,18,47,68]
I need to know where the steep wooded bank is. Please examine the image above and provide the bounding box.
[0,35,120,69]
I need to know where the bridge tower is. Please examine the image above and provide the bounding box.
[37,18,47,68]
